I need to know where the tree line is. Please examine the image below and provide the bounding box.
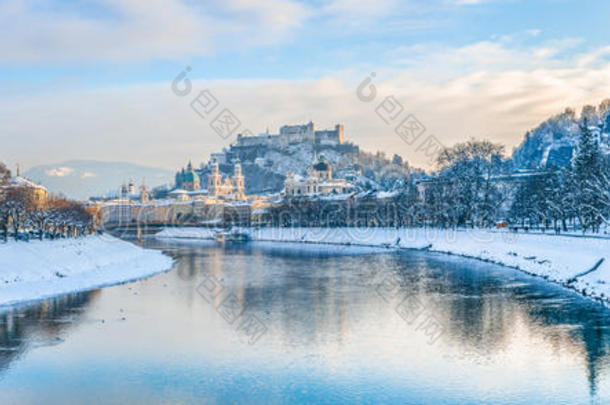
[0,163,93,242]
[269,122,610,233]
[506,123,609,233]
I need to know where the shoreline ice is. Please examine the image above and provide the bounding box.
[156,227,610,304]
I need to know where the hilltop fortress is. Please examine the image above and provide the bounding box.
[204,122,359,194]
[94,121,411,229]
[100,122,361,202]
[235,122,344,148]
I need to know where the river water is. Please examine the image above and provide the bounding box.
[1,238,610,404]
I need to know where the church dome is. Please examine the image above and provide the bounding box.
[313,161,330,171]
[183,170,200,183]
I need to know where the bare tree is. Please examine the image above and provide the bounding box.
[0,162,10,184]
[46,197,93,238]
[28,208,51,241]
[0,194,9,242]
[2,188,35,240]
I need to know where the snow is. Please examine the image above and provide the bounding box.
[374,190,400,199]
[0,235,174,307]
[157,227,217,240]
[157,226,610,303]
[252,208,270,215]
[1,176,48,191]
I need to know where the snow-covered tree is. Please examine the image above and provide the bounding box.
[1,188,35,240]
[546,168,574,232]
[0,195,9,242]
[572,121,606,232]
[396,182,421,227]
[434,139,506,227]
[28,208,51,240]
[583,160,610,226]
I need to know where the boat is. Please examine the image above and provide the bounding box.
[215,230,250,243]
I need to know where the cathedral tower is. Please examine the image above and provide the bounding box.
[208,161,222,196]
[232,158,245,200]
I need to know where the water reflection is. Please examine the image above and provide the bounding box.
[1,240,610,404]
[0,292,95,375]
[163,241,610,401]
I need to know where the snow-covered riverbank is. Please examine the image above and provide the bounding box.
[0,235,174,307]
[156,227,610,303]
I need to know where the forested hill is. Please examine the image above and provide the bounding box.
[512,100,610,169]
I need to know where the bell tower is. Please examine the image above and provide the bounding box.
[208,161,222,196]
[232,158,245,200]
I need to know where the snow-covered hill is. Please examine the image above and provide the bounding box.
[198,140,412,195]
[513,100,610,169]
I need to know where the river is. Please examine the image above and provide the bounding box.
[1,238,610,404]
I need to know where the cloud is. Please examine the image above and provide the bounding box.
[576,46,610,68]
[45,167,73,177]
[322,0,400,20]
[80,172,96,179]
[388,36,584,80]
[4,39,610,171]
[526,29,542,37]
[0,0,309,63]
[1,0,478,64]
[451,0,498,4]
[223,0,310,33]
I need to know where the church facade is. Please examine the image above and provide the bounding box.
[284,155,355,197]
[174,161,201,192]
[173,159,245,201]
[207,160,245,200]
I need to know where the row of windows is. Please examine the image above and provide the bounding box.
[288,187,348,195]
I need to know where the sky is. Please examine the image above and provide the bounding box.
[3,0,610,172]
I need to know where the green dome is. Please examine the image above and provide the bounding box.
[183,171,200,183]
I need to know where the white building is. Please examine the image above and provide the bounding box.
[284,155,356,197]
[207,159,245,200]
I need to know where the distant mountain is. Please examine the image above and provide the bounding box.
[513,100,610,169]
[24,160,173,200]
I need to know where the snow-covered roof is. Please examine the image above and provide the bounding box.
[200,218,223,225]
[318,179,352,187]
[375,190,399,199]
[224,200,250,207]
[188,189,209,195]
[252,208,270,215]
[318,193,353,201]
[1,176,48,192]
[168,188,189,195]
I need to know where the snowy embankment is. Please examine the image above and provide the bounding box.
[156,227,610,303]
[0,235,174,307]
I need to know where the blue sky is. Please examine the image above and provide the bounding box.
[3,0,610,84]
[2,0,610,171]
